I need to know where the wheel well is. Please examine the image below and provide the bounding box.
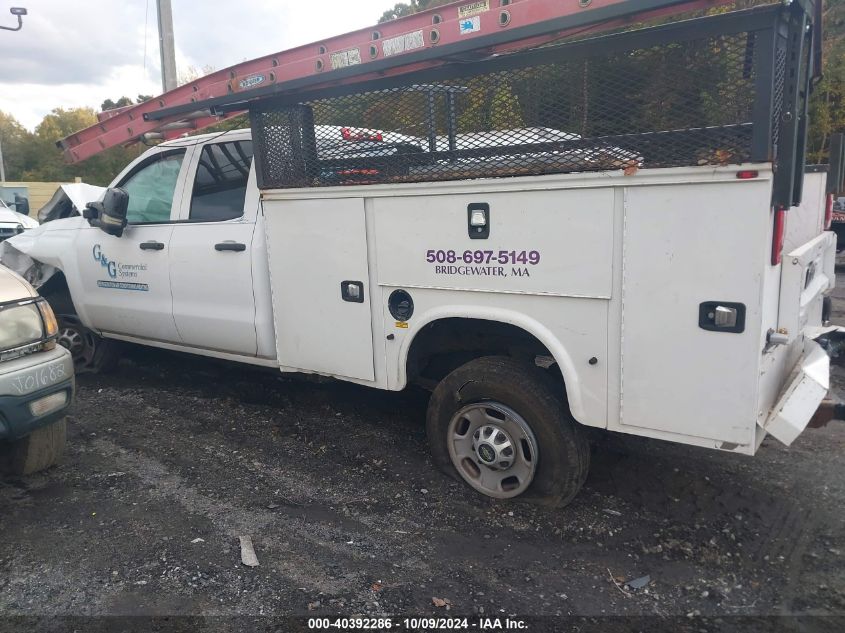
[38,272,76,316]
[406,317,565,395]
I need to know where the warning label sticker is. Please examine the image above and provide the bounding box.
[458,0,489,19]
[330,48,362,70]
[459,15,481,35]
[382,30,425,57]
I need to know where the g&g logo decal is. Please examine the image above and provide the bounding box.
[92,244,150,291]
[92,243,117,278]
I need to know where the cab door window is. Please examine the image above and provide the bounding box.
[190,140,254,222]
[118,149,186,224]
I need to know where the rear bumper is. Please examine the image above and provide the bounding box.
[761,224,841,446]
[762,334,832,445]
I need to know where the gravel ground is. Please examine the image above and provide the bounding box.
[1,283,845,628]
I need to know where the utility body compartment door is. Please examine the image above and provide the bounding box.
[619,177,773,446]
[263,197,375,381]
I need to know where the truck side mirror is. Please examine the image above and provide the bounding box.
[84,187,129,237]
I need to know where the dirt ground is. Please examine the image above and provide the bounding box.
[2,283,845,629]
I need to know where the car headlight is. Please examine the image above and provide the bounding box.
[0,298,58,358]
[36,299,58,337]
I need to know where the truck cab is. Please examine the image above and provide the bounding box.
[8,130,275,366]
[82,131,267,358]
[19,124,426,367]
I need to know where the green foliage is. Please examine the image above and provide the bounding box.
[0,106,144,186]
[457,80,525,133]
[378,0,453,23]
[372,0,845,165]
[0,110,31,179]
[0,92,164,186]
[100,96,134,111]
[806,0,845,162]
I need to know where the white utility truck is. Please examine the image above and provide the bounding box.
[1,0,841,506]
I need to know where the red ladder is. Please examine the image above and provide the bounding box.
[59,0,734,163]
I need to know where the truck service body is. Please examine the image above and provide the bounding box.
[1,0,840,504]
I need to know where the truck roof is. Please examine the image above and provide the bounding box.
[157,128,251,147]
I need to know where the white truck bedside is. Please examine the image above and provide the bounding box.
[0,0,840,506]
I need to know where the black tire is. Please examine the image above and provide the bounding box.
[3,418,67,475]
[426,356,590,507]
[56,314,119,374]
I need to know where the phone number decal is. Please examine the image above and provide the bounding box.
[425,249,540,278]
[426,249,540,265]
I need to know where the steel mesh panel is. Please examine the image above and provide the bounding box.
[253,31,760,189]
[251,106,318,189]
[771,45,787,151]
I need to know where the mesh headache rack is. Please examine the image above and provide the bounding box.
[247,0,818,209]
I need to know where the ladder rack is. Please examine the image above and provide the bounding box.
[60,0,740,163]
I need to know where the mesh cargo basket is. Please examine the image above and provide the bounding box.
[250,3,812,207]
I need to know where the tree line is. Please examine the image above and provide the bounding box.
[0,0,842,188]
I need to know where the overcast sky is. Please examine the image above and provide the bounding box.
[0,0,392,129]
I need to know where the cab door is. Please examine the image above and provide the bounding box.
[168,138,259,356]
[75,148,188,342]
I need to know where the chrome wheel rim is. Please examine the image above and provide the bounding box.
[447,402,538,499]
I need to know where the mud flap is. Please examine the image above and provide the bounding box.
[763,326,845,445]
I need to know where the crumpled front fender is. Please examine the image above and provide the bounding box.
[0,218,84,288]
[0,234,54,288]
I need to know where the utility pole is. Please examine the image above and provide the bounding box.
[0,6,27,182]
[156,0,178,92]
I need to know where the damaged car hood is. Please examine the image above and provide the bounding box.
[0,183,105,288]
[0,199,39,229]
[38,183,106,223]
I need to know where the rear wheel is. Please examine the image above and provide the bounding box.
[56,315,117,373]
[426,356,589,507]
[2,418,67,475]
